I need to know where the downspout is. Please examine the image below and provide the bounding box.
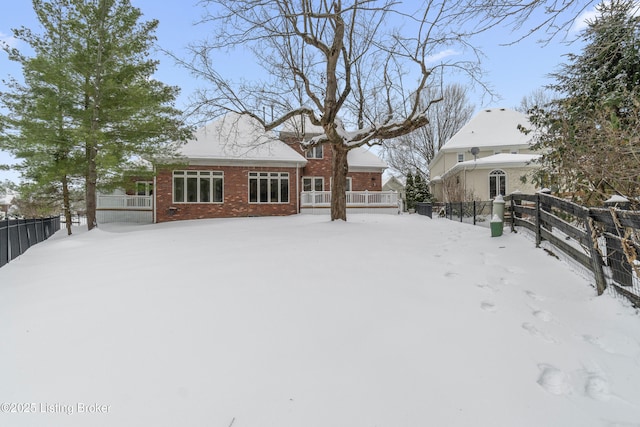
[463,166,467,199]
[153,165,157,224]
[296,162,300,214]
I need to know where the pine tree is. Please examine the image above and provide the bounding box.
[1,0,191,230]
[414,172,432,203]
[527,0,640,205]
[0,0,82,234]
[405,171,416,211]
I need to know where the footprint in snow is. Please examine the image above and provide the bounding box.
[585,374,611,401]
[533,309,553,322]
[480,301,497,313]
[537,364,571,396]
[476,283,496,293]
[525,290,545,301]
[582,335,615,354]
[581,333,640,357]
[522,322,557,343]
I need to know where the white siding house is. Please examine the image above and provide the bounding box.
[429,108,541,202]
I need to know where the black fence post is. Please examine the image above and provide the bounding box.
[473,201,477,225]
[535,193,542,247]
[0,219,8,268]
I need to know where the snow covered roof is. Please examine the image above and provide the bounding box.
[178,113,307,165]
[441,108,532,151]
[347,146,387,171]
[280,114,324,137]
[0,191,17,205]
[442,153,541,178]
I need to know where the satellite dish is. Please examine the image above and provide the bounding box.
[470,147,480,159]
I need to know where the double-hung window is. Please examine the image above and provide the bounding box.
[173,171,223,203]
[489,170,506,199]
[303,177,324,192]
[249,172,289,203]
[135,181,153,196]
[305,145,323,159]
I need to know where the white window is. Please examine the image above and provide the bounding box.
[489,170,506,199]
[329,177,352,191]
[303,177,324,192]
[457,153,464,162]
[306,145,323,159]
[135,181,153,196]
[173,171,223,203]
[249,172,289,203]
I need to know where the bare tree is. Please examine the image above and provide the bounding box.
[459,0,597,43]
[382,83,474,178]
[516,88,554,114]
[183,0,486,221]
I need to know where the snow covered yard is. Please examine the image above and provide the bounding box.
[1,214,639,427]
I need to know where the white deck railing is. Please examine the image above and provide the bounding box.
[97,195,153,210]
[300,191,399,207]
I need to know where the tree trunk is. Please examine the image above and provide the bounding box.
[331,143,349,221]
[62,175,72,236]
[86,142,98,230]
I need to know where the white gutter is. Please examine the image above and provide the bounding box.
[153,165,157,224]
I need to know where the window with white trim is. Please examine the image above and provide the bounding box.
[249,172,289,203]
[489,169,506,199]
[329,177,352,191]
[306,145,323,159]
[135,181,153,196]
[303,177,324,192]
[173,171,223,203]
[457,153,464,162]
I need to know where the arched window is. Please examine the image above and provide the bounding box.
[489,170,506,199]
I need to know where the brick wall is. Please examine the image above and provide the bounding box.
[282,136,382,191]
[155,165,299,223]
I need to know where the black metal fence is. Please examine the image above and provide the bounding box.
[0,216,61,268]
[416,201,494,227]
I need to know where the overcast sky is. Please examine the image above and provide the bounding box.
[0,0,597,183]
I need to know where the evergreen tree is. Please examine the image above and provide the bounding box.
[405,171,416,211]
[414,172,432,203]
[526,0,640,205]
[1,0,191,230]
[1,0,82,234]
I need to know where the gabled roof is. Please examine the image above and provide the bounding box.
[441,108,532,151]
[348,146,387,171]
[280,114,324,137]
[279,116,386,171]
[179,113,307,165]
[382,175,405,190]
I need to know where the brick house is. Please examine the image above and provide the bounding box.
[97,113,396,223]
